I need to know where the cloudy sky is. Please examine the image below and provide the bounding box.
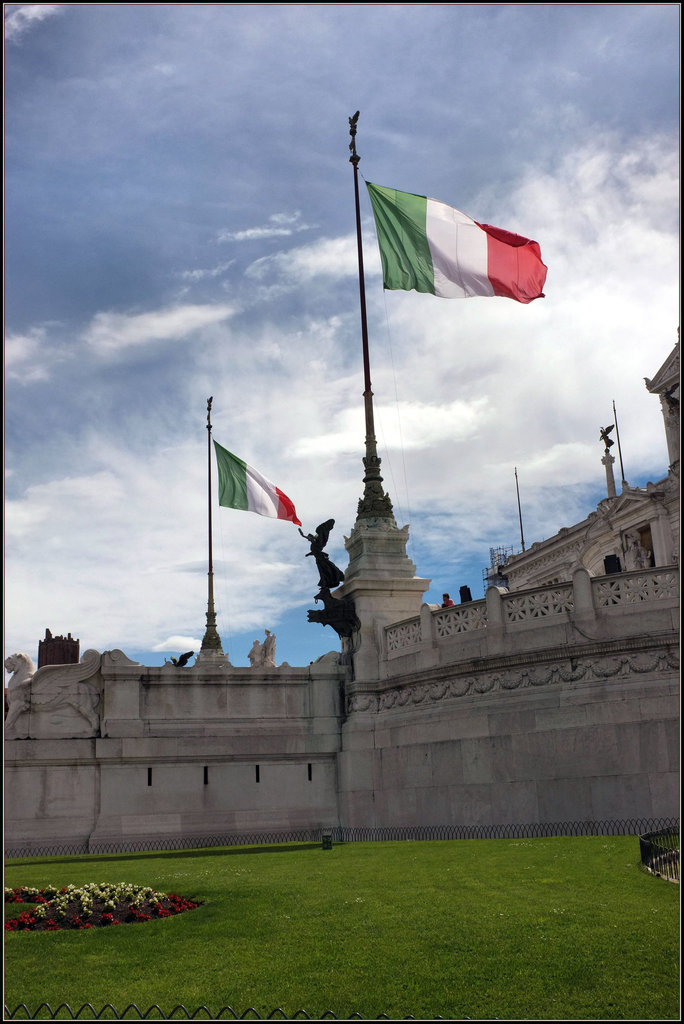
[4,3,680,671]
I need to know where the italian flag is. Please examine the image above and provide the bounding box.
[367,182,547,304]
[213,440,301,525]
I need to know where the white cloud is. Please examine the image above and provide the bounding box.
[4,3,63,42]
[218,211,314,243]
[153,636,201,654]
[82,303,236,352]
[5,328,50,382]
[179,261,235,282]
[294,398,489,457]
[245,233,370,284]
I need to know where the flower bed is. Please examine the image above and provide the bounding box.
[5,883,199,931]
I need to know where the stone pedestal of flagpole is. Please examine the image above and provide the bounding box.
[194,649,231,669]
[336,516,430,685]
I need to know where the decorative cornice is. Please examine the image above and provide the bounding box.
[347,633,679,714]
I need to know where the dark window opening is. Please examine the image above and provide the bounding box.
[255,765,260,783]
[203,766,209,785]
[308,763,313,781]
[147,767,152,786]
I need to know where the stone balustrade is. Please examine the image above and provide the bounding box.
[383,566,679,668]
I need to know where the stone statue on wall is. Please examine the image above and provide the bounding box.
[167,651,194,667]
[599,424,615,450]
[299,519,345,590]
[622,531,651,571]
[4,649,102,740]
[248,630,277,668]
[4,653,36,729]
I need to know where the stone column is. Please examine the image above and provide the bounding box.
[602,451,617,498]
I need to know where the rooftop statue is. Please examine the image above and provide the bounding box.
[599,424,615,449]
[4,649,102,739]
[299,519,345,590]
[167,651,194,667]
[4,653,36,730]
[300,519,359,640]
[248,630,276,668]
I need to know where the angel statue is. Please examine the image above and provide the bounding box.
[299,519,345,591]
[599,424,615,450]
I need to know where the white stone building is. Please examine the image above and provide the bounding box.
[4,344,679,853]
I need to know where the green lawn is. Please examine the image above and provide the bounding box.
[4,836,679,1020]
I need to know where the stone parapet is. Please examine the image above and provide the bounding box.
[379,566,679,678]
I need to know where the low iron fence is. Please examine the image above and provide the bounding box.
[4,1007,447,1021]
[639,825,680,882]
[4,817,678,859]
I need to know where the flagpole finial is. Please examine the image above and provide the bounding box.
[349,110,360,166]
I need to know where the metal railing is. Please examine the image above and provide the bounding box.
[5,817,678,859]
[4,1006,449,1021]
[639,826,680,882]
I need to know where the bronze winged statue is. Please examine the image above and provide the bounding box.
[299,519,345,590]
[599,424,615,449]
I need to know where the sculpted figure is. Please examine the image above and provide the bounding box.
[4,649,102,739]
[248,630,277,668]
[168,651,194,667]
[262,630,276,667]
[599,424,615,450]
[4,653,35,732]
[299,519,345,590]
[622,532,651,571]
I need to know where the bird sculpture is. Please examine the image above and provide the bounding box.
[170,651,194,667]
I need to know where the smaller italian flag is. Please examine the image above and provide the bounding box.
[213,440,301,525]
[367,182,547,304]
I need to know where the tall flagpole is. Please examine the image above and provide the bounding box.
[514,467,526,552]
[200,396,224,655]
[348,111,394,521]
[612,399,626,487]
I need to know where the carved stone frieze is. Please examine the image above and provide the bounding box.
[347,645,679,714]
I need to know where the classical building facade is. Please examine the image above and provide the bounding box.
[4,344,679,852]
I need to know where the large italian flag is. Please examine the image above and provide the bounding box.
[213,440,301,525]
[367,182,547,304]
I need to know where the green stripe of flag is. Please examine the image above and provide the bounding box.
[366,182,434,293]
[214,441,249,511]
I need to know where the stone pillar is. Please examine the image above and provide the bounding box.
[337,517,430,683]
[485,586,505,655]
[571,566,596,626]
[602,451,617,498]
[648,503,675,567]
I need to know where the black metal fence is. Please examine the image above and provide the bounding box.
[4,1007,448,1021]
[4,817,678,859]
[639,825,680,882]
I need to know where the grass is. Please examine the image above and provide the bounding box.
[4,836,679,1020]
